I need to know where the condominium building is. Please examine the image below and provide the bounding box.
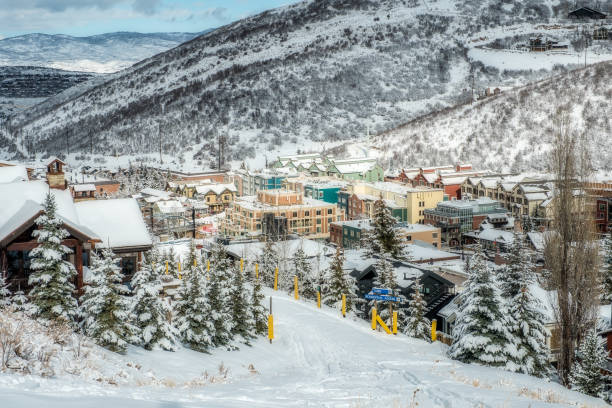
[423,197,507,246]
[342,181,444,224]
[222,190,344,240]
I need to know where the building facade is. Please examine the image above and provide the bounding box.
[222,190,344,240]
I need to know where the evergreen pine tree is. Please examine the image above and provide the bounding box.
[570,329,608,398]
[79,250,134,353]
[230,262,255,344]
[322,246,358,313]
[176,242,215,352]
[165,247,179,278]
[292,244,317,300]
[207,244,234,348]
[362,198,405,259]
[449,245,517,369]
[251,272,267,336]
[258,238,279,288]
[131,254,178,351]
[0,274,11,309]
[602,232,612,302]
[28,193,78,323]
[404,279,431,341]
[499,233,530,299]
[508,280,551,376]
[11,290,35,315]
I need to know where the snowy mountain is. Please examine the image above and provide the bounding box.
[363,61,612,172]
[4,0,612,167]
[0,32,209,74]
[0,289,606,407]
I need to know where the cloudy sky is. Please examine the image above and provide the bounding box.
[0,0,301,38]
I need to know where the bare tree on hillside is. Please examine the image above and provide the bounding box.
[543,111,600,386]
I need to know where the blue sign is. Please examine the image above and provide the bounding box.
[372,288,392,295]
[365,293,401,302]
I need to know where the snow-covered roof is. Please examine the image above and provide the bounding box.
[155,200,185,214]
[333,161,377,174]
[44,156,65,166]
[439,176,468,185]
[524,192,548,201]
[195,183,237,196]
[422,173,438,183]
[0,165,28,184]
[476,228,515,244]
[140,188,173,199]
[332,219,373,229]
[437,296,460,319]
[72,183,96,192]
[75,198,152,249]
[405,244,460,262]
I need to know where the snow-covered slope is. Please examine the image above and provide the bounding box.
[0,289,606,407]
[364,61,612,172]
[0,32,208,74]
[6,0,612,167]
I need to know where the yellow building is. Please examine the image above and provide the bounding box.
[222,190,344,239]
[346,181,444,224]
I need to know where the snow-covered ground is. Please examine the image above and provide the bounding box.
[0,289,605,407]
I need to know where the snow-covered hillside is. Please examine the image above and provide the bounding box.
[364,61,612,172]
[0,289,606,407]
[0,32,208,74]
[5,0,612,167]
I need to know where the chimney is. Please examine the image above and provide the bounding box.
[46,158,67,190]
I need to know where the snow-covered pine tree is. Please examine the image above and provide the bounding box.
[449,245,517,369]
[229,261,255,344]
[207,244,234,348]
[508,280,551,377]
[322,246,358,313]
[28,193,78,323]
[79,250,134,353]
[0,273,11,309]
[602,232,612,302]
[570,329,608,398]
[362,198,405,260]
[164,247,179,278]
[498,233,530,299]
[404,278,431,341]
[292,243,317,300]
[258,238,279,288]
[176,242,214,352]
[11,290,35,315]
[251,271,267,336]
[131,254,178,351]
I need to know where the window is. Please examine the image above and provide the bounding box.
[317,219,321,225]
[305,211,310,216]
[432,233,438,238]
[406,235,412,241]
[327,209,332,215]
[316,210,321,216]
[293,212,298,217]
[316,227,321,233]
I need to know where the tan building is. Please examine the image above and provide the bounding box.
[461,176,550,218]
[397,224,442,248]
[222,190,344,239]
[195,183,237,214]
[345,181,444,224]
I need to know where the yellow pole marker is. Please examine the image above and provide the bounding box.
[274,267,279,291]
[240,258,244,272]
[341,294,346,318]
[255,263,259,279]
[431,319,437,342]
[268,315,274,343]
[207,260,210,272]
[392,311,398,335]
[165,261,168,275]
[317,291,321,309]
[371,307,377,330]
[194,258,197,267]
[178,262,181,279]
[375,315,391,334]
[294,275,299,300]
